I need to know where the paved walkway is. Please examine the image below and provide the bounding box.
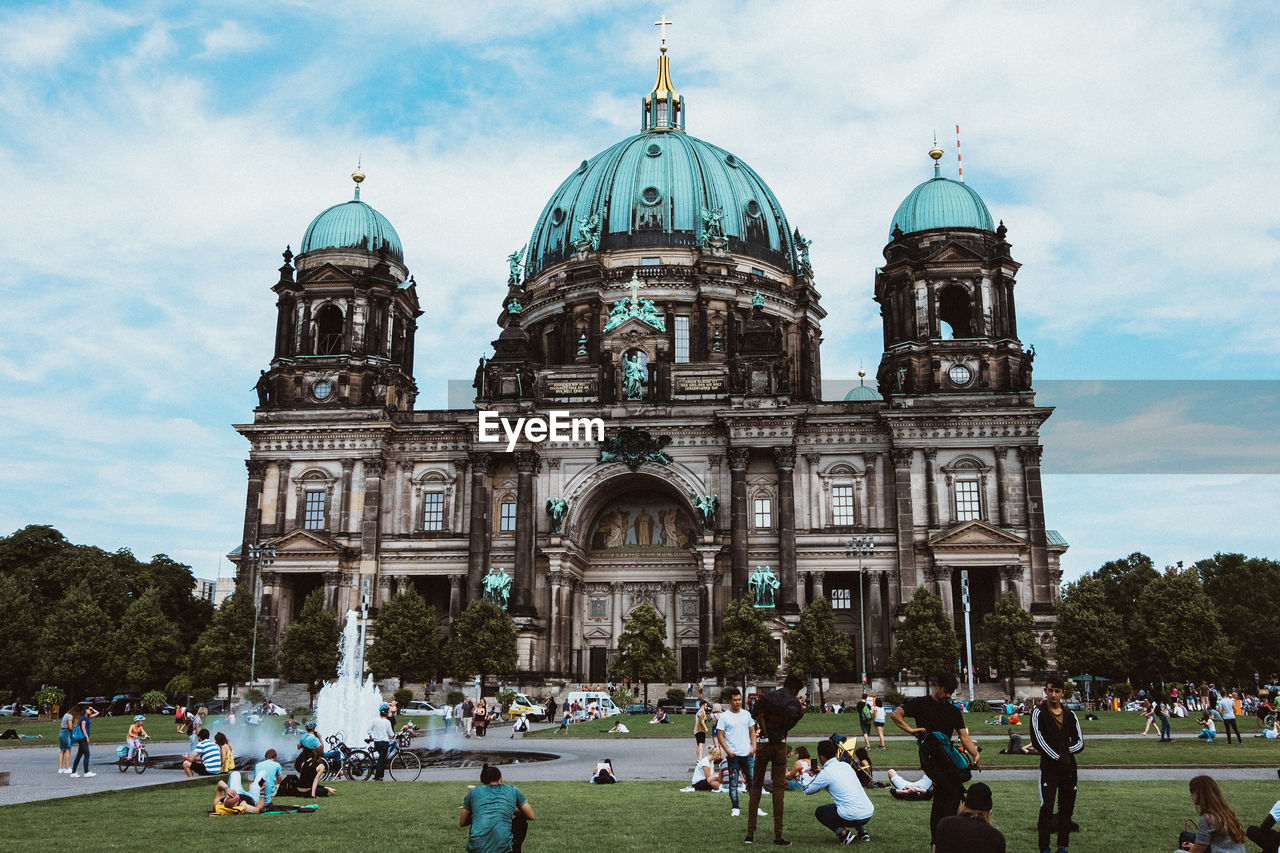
[1,730,1276,807]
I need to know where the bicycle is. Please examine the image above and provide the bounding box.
[117,736,150,774]
[322,733,373,782]
[365,736,421,782]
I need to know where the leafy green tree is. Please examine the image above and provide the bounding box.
[366,589,442,686]
[1198,553,1280,684]
[449,599,516,698]
[134,555,214,646]
[0,575,38,694]
[610,601,676,704]
[784,596,853,710]
[37,582,118,700]
[976,592,1047,699]
[118,588,184,692]
[1094,552,1159,635]
[278,589,341,705]
[890,589,959,680]
[1053,575,1130,680]
[191,588,256,703]
[1130,566,1233,687]
[708,597,778,687]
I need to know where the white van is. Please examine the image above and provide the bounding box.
[564,690,622,718]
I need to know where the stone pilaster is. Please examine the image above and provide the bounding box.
[466,452,493,604]
[241,460,269,586]
[512,450,540,616]
[728,447,750,599]
[339,459,355,534]
[773,445,798,613]
[891,448,917,602]
[1020,444,1051,606]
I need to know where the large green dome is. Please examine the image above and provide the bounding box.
[889,169,994,239]
[300,190,404,262]
[526,131,799,276]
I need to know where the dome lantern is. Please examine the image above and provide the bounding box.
[642,16,685,133]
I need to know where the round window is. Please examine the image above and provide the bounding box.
[746,199,762,217]
[948,365,972,386]
[551,207,565,225]
[313,379,334,401]
[646,143,662,157]
[577,159,589,174]
[641,186,662,205]
[725,154,738,168]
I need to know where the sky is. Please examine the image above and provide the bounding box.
[1,1,1276,585]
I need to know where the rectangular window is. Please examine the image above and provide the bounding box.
[303,490,326,530]
[832,486,855,526]
[422,492,444,531]
[955,480,982,521]
[674,316,690,363]
[753,497,772,529]
[751,267,764,277]
[500,501,517,532]
[641,257,661,267]
[831,588,851,609]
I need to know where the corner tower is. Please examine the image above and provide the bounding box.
[257,169,422,412]
[875,145,1032,400]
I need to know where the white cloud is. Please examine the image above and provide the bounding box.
[198,20,266,57]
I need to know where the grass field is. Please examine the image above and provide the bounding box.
[2,777,1276,851]
[0,714,271,748]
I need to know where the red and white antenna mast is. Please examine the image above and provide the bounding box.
[955,124,964,182]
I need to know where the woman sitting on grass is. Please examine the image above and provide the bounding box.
[1188,774,1246,853]
[1197,711,1217,743]
[215,731,234,771]
[683,744,722,792]
[296,745,337,798]
[785,745,813,791]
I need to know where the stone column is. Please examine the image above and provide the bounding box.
[994,447,1010,526]
[447,573,463,621]
[548,569,564,672]
[891,448,917,602]
[361,458,385,556]
[927,563,955,627]
[728,447,750,598]
[805,454,822,530]
[376,573,394,606]
[1000,564,1023,610]
[697,561,717,671]
[924,449,939,528]
[260,570,281,646]
[773,445,799,613]
[1020,445,1051,605]
[339,459,355,533]
[611,582,623,648]
[466,452,493,605]
[863,453,879,529]
[323,571,343,612]
[241,460,269,585]
[274,460,290,533]
[663,581,677,650]
[513,450,539,616]
[810,570,825,602]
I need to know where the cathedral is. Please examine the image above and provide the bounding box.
[233,39,1067,687]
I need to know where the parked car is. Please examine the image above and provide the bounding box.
[1064,700,1087,712]
[110,695,144,715]
[1,703,39,716]
[252,702,288,716]
[401,701,445,716]
[77,696,111,714]
[683,699,702,715]
[624,703,657,716]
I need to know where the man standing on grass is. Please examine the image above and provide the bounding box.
[745,674,806,846]
[890,672,981,845]
[715,687,759,820]
[1029,675,1084,853]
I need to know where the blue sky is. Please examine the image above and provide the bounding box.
[1,1,1276,584]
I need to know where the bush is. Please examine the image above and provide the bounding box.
[141,690,167,712]
[243,687,266,706]
[446,690,464,706]
[35,685,65,714]
[611,689,636,709]
[495,688,517,711]
[165,674,193,697]
[884,689,908,708]
[393,687,414,708]
[192,688,214,706]
[665,687,686,704]
[292,705,312,718]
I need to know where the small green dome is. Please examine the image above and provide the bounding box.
[843,373,882,401]
[301,192,403,262]
[889,171,994,239]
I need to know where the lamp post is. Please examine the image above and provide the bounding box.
[247,542,275,686]
[844,536,874,685]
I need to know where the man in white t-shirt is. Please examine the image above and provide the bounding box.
[804,739,875,843]
[714,688,758,818]
[1218,692,1241,744]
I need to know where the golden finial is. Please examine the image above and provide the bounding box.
[351,159,365,200]
[655,14,673,53]
[929,138,944,161]
[858,368,867,379]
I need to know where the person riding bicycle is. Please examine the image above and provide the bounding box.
[368,704,394,781]
[126,715,149,762]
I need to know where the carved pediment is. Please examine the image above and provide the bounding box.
[271,528,344,555]
[925,241,984,263]
[583,625,613,641]
[603,315,667,342]
[929,520,1027,550]
[300,262,356,285]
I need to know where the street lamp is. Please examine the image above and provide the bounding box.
[247,542,275,685]
[844,536,874,685]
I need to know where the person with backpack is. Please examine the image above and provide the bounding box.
[744,674,806,846]
[1029,675,1084,853]
[889,672,981,845]
[856,693,875,748]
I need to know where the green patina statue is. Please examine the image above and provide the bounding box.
[748,564,780,608]
[694,494,719,532]
[507,245,525,285]
[598,427,673,472]
[751,290,765,308]
[622,354,646,399]
[482,567,513,610]
[546,498,569,534]
[506,297,522,315]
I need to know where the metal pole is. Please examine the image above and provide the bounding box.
[357,578,371,678]
[845,536,873,686]
[250,573,262,684]
[961,569,975,704]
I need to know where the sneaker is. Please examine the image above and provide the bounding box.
[773,839,792,847]
[840,830,855,845]
[84,772,96,777]
[757,808,768,816]
[743,835,753,844]
[731,808,741,817]
[70,773,80,777]
[680,786,697,792]
[854,831,870,842]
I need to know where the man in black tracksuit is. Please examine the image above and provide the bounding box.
[1029,675,1085,853]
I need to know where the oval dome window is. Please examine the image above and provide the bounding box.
[725,154,738,168]
[646,143,662,157]
[551,208,566,225]
[746,199,762,217]
[641,187,662,205]
[577,159,589,174]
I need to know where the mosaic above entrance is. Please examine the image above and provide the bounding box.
[589,491,699,550]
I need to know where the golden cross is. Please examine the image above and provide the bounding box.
[654,14,673,49]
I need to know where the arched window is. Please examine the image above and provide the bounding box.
[314,304,344,355]
[938,285,973,339]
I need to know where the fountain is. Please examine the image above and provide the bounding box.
[314,611,384,747]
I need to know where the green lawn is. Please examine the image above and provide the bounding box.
[2,778,1277,851]
[0,715,281,748]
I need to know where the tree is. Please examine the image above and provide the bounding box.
[118,588,184,692]
[784,596,853,710]
[366,589,442,686]
[191,588,256,703]
[890,589,959,680]
[976,592,1047,699]
[1198,553,1280,684]
[1053,575,1129,680]
[708,597,778,688]
[278,589,341,705]
[610,601,676,704]
[0,575,37,694]
[1129,566,1233,687]
[1093,552,1159,635]
[37,582,118,700]
[449,599,516,698]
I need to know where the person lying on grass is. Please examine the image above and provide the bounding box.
[213,780,266,815]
